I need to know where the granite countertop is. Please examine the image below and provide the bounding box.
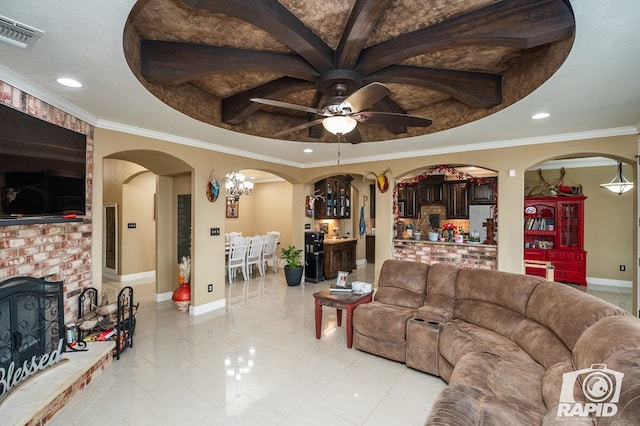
[323,237,358,244]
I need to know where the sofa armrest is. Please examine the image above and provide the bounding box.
[414,305,452,324]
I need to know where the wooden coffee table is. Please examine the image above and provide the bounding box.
[313,288,373,348]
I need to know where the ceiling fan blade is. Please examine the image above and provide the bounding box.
[344,128,362,144]
[354,111,432,128]
[341,82,390,113]
[250,98,327,115]
[274,118,324,137]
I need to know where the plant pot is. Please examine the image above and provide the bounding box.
[172,283,190,312]
[428,232,439,242]
[284,266,303,286]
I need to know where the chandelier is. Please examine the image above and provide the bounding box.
[225,171,254,201]
[600,162,633,195]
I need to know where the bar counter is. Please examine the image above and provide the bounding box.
[393,239,497,269]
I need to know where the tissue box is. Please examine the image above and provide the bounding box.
[352,281,372,294]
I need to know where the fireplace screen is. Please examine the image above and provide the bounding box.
[0,277,65,399]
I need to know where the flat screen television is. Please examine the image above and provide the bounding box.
[0,103,86,216]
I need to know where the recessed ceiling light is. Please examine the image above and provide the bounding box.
[303,148,313,153]
[531,112,550,120]
[56,77,83,88]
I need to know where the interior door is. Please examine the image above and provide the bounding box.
[103,203,118,274]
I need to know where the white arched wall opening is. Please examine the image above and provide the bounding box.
[524,153,637,316]
[96,147,193,308]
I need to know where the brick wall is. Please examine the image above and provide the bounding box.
[394,240,497,269]
[1,81,94,323]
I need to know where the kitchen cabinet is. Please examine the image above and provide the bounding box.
[314,175,353,219]
[417,176,444,205]
[468,177,497,205]
[324,239,357,279]
[523,196,586,285]
[444,181,469,218]
[366,235,375,263]
[397,184,417,218]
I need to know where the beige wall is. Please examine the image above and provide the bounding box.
[93,127,637,314]
[120,171,156,274]
[224,181,294,248]
[103,159,154,275]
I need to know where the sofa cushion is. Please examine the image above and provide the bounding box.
[511,319,572,370]
[454,299,527,339]
[456,268,543,316]
[449,351,546,413]
[598,348,640,426]
[425,262,458,298]
[541,360,574,411]
[352,301,415,342]
[426,383,545,426]
[572,315,640,370]
[439,319,537,367]
[527,282,627,351]
[374,260,429,309]
[414,300,453,323]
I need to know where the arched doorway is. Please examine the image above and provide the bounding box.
[102,150,192,301]
[524,156,635,313]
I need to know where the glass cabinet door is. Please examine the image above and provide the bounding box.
[558,200,583,249]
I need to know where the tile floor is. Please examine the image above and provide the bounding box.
[49,265,447,426]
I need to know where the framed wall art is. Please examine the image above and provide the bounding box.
[226,199,239,218]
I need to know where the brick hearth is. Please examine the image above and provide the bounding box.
[0,342,113,426]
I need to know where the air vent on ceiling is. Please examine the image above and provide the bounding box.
[0,15,43,49]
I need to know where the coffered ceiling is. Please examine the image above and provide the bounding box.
[0,1,638,166]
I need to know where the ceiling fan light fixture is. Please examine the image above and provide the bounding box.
[600,162,633,195]
[322,116,357,135]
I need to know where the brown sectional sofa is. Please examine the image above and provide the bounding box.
[353,260,640,425]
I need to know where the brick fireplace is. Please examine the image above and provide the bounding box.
[0,81,94,323]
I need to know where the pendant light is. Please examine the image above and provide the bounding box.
[600,162,633,195]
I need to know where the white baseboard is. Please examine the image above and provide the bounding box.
[190,299,226,315]
[587,277,632,293]
[103,270,155,283]
[156,291,173,302]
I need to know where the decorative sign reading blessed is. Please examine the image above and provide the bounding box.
[0,338,65,401]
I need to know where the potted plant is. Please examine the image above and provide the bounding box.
[280,245,304,286]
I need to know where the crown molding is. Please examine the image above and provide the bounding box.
[0,65,97,125]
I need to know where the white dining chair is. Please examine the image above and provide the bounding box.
[225,231,242,243]
[226,237,249,282]
[262,233,279,273]
[266,231,280,244]
[246,235,265,276]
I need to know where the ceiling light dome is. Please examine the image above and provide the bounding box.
[322,116,357,135]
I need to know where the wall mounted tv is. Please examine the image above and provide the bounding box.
[0,103,86,216]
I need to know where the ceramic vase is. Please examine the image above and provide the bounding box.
[172,283,190,311]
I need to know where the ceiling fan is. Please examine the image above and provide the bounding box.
[250,82,432,144]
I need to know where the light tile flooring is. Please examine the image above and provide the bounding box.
[49,265,447,426]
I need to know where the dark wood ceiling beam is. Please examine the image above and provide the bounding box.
[221,77,315,124]
[356,0,574,75]
[335,0,393,69]
[366,65,502,108]
[140,40,318,85]
[183,0,333,72]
